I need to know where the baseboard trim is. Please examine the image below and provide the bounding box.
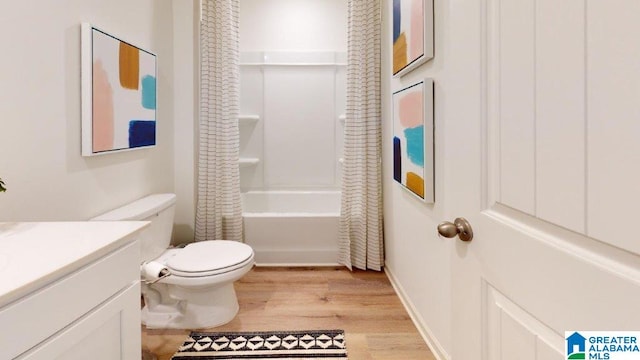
[384,267,450,360]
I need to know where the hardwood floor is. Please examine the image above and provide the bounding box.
[142,267,435,359]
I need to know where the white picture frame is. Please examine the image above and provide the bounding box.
[392,0,434,77]
[81,23,157,156]
[392,78,435,203]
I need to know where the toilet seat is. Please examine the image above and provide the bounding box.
[166,240,254,278]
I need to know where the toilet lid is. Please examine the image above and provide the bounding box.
[166,240,254,276]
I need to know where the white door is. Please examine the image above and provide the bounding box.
[444,1,640,359]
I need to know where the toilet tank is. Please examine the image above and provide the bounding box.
[91,193,176,263]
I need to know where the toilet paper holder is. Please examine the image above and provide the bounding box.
[141,261,172,285]
[143,269,171,285]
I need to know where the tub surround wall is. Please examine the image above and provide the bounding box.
[239,51,346,191]
[239,0,347,193]
[0,0,176,222]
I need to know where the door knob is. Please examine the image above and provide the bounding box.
[437,217,473,242]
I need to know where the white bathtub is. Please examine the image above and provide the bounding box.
[242,191,341,265]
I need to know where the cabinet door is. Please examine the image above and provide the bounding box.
[0,241,139,360]
[18,283,141,360]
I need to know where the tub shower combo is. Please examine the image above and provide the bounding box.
[239,51,346,265]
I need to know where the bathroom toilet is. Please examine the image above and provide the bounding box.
[92,193,254,329]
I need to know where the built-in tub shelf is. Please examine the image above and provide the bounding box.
[239,158,260,168]
[238,115,259,125]
[239,51,347,68]
[338,114,346,123]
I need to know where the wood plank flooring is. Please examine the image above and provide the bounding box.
[142,267,435,359]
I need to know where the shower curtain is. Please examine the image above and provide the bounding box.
[339,0,383,270]
[195,0,243,242]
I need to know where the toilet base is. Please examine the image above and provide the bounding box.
[142,282,240,329]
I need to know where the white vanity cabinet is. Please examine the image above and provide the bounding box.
[0,222,148,360]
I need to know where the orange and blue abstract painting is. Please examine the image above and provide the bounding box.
[393,80,434,202]
[393,0,425,75]
[83,25,156,155]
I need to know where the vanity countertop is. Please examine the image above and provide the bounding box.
[0,221,148,308]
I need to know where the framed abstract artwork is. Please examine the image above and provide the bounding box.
[392,0,434,77]
[81,23,157,156]
[392,79,434,202]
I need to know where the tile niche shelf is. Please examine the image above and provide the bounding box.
[239,158,260,168]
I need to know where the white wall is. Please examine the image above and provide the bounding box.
[382,0,452,357]
[240,0,347,52]
[171,0,199,244]
[0,1,175,221]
